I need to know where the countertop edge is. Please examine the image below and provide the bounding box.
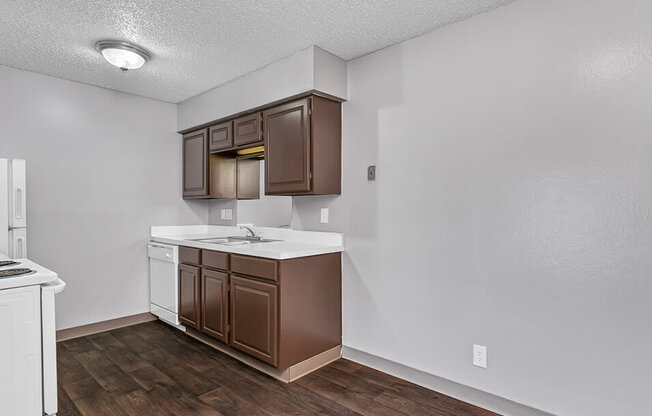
[150,236,345,260]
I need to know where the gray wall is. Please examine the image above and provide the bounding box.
[235,161,293,228]
[207,161,293,228]
[0,65,207,330]
[293,0,652,414]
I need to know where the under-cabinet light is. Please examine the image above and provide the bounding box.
[237,146,265,156]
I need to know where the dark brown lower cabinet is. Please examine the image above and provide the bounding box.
[178,246,341,371]
[229,275,278,366]
[178,264,201,330]
[201,269,229,343]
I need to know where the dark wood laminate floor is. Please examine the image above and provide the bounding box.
[57,321,500,416]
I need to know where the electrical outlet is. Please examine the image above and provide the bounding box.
[320,208,329,224]
[225,209,233,220]
[473,345,487,368]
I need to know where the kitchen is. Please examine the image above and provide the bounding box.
[2,0,651,415]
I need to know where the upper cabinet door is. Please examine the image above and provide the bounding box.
[183,129,209,199]
[234,113,263,148]
[209,121,233,152]
[263,98,311,195]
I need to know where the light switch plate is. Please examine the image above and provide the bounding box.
[473,345,487,368]
[367,165,376,181]
[320,208,329,224]
[220,209,226,220]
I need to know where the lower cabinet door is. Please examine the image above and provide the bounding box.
[201,269,228,342]
[178,264,200,330]
[229,275,278,366]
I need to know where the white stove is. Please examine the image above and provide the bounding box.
[0,258,65,416]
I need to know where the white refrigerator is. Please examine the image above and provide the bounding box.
[0,159,27,259]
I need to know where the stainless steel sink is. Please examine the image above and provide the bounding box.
[189,236,279,246]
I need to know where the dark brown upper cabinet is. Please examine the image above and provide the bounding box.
[209,121,233,152]
[264,96,341,196]
[182,128,209,199]
[234,113,263,148]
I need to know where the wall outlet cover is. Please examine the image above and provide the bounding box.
[473,344,487,368]
[225,209,233,221]
[320,207,329,224]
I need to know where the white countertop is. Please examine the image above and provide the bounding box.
[0,258,59,290]
[151,225,344,260]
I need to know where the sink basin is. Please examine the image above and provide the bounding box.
[189,236,279,246]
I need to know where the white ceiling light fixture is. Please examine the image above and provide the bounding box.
[95,40,150,72]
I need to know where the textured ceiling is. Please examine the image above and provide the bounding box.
[0,0,513,103]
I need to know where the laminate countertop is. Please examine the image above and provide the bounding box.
[150,225,344,260]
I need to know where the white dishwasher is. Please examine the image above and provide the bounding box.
[148,242,185,329]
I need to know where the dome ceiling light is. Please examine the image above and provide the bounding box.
[95,40,151,72]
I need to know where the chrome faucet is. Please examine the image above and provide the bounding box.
[240,225,259,239]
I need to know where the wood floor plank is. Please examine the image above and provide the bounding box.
[86,332,127,351]
[56,321,500,416]
[296,371,407,416]
[126,364,177,392]
[353,364,501,416]
[73,390,132,416]
[74,349,141,394]
[114,389,178,416]
[57,382,83,416]
[60,375,104,400]
[199,385,272,416]
[60,336,96,353]
[111,325,159,355]
[138,348,217,396]
[148,385,224,416]
[201,346,362,416]
[328,358,363,374]
[200,360,310,416]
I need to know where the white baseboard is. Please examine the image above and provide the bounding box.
[342,346,556,416]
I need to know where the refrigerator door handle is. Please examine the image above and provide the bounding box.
[16,236,25,258]
[15,187,23,219]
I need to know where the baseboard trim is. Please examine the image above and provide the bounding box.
[342,346,556,416]
[56,312,158,342]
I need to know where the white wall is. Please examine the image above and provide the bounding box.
[177,46,347,131]
[0,65,207,330]
[236,161,293,228]
[293,0,652,415]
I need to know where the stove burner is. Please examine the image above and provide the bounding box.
[0,268,35,278]
[0,260,20,267]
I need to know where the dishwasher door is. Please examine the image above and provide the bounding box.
[148,243,182,326]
